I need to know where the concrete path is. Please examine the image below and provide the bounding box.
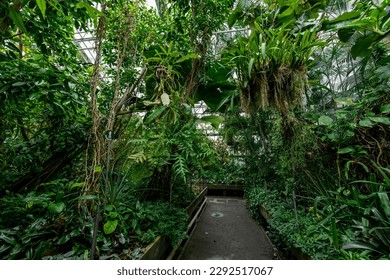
[179,196,275,260]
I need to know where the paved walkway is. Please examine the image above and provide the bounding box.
[179,196,275,260]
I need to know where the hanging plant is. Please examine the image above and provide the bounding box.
[224,22,324,115]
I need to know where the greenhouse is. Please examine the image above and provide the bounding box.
[0,0,389,261]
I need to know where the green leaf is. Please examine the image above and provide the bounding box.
[368,117,390,125]
[36,0,46,18]
[248,57,254,79]
[103,219,118,235]
[12,81,25,87]
[108,211,118,219]
[278,6,294,19]
[198,115,224,129]
[342,241,382,253]
[331,217,339,249]
[261,43,266,59]
[76,2,102,23]
[335,98,355,108]
[228,7,242,28]
[321,18,368,31]
[175,53,198,64]
[378,193,390,219]
[94,166,102,173]
[331,10,361,23]
[48,202,65,213]
[337,147,355,154]
[359,119,374,127]
[70,182,84,189]
[0,85,10,93]
[145,105,166,124]
[380,104,390,114]
[75,195,97,201]
[351,34,376,59]
[338,28,355,43]
[318,115,333,126]
[8,7,27,34]
[0,234,16,245]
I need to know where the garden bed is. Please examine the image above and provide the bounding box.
[258,204,311,260]
[140,187,207,260]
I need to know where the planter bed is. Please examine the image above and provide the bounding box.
[257,204,311,260]
[140,187,207,260]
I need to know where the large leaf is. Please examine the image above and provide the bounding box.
[103,219,118,235]
[351,34,377,59]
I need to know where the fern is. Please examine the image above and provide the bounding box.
[172,153,190,184]
[128,152,147,163]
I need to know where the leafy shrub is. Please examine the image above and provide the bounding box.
[245,185,339,259]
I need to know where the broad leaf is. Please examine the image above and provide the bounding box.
[351,34,377,59]
[94,166,102,173]
[103,219,118,235]
[48,202,65,213]
[359,119,374,127]
[318,115,333,126]
[380,104,390,114]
